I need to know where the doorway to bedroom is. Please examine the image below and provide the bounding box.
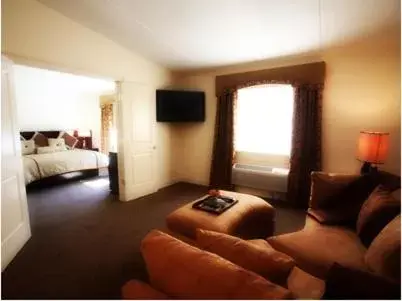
[12,64,118,191]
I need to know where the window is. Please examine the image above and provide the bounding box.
[235,84,294,155]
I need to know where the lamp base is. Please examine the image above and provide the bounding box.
[360,162,378,175]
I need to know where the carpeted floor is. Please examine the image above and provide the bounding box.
[1,177,305,299]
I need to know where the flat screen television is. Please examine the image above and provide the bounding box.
[156,89,205,122]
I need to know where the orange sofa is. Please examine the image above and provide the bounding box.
[122,171,400,299]
[267,171,401,298]
[122,229,325,299]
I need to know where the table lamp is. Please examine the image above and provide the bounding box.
[357,131,389,174]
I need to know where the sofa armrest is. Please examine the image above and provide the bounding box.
[323,263,401,299]
[122,279,168,299]
[309,172,360,210]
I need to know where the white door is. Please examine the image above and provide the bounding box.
[116,81,157,202]
[1,56,31,270]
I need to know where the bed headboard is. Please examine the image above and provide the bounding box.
[20,130,93,149]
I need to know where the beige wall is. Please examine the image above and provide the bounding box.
[172,25,401,186]
[2,0,174,189]
[13,64,115,149]
[322,28,400,176]
[169,75,216,185]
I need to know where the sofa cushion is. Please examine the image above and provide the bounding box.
[195,229,295,286]
[309,172,360,209]
[267,217,368,278]
[365,215,401,281]
[357,185,400,247]
[322,174,379,222]
[141,230,292,299]
[248,238,326,299]
[308,174,379,227]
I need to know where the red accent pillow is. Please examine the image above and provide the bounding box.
[60,131,78,149]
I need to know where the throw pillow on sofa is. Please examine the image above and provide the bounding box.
[308,174,379,225]
[365,215,401,281]
[309,172,360,209]
[195,229,296,286]
[356,185,401,247]
[140,229,292,299]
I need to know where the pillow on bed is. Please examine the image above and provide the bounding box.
[37,146,60,154]
[21,140,36,155]
[58,131,78,149]
[33,132,49,147]
[48,138,67,151]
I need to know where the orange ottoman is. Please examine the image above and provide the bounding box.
[166,190,275,240]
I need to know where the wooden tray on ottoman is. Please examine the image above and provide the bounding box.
[192,195,238,214]
[166,190,275,240]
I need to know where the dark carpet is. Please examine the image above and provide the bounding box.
[1,177,305,299]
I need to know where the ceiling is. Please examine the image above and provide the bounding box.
[37,0,400,70]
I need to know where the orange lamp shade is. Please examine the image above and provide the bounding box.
[357,131,389,164]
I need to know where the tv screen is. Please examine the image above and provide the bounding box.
[156,90,205,122]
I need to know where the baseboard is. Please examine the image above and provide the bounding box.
[157,178,181,189]
[173,177,209,187]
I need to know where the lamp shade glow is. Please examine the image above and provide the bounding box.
[357,131,389,164]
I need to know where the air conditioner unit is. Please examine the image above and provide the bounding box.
[232,163,289,193]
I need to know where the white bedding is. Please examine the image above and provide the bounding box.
[23,149,109,185]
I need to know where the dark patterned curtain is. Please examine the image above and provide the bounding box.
[209,90,237,190]
[209,80,292,191]
[287,84,323,208]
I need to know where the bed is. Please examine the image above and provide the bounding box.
[20,130,109,186]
